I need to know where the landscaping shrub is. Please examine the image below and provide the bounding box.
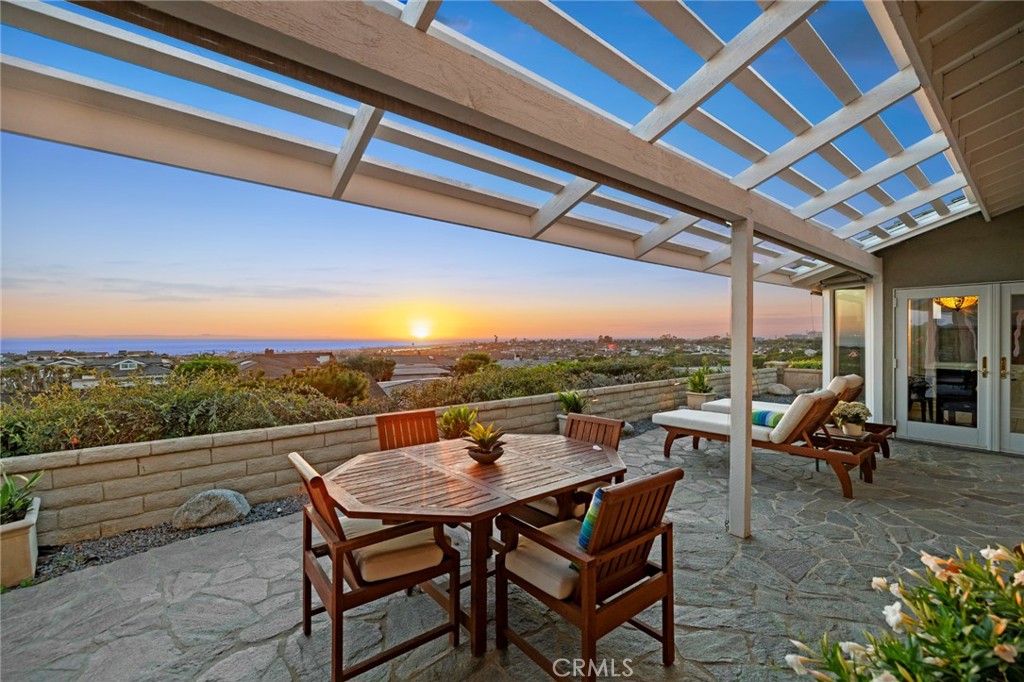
[452,352,493,377]
[340,354,395,382]
[173,355,239,377]
[789,359,824,369]
[0,374,345,456]
[288,363,369,404]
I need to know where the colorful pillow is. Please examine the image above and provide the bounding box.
[751,410,784,427]
[570,487,605,571]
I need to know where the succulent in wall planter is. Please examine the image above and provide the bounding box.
[438,405,478,440]
[1,470,43,588]
[685,367,716,409]
[556,390,589,435]
[464,422,506,464]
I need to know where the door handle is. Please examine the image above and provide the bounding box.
[1001,357,1008,378]
[981,356,988,378]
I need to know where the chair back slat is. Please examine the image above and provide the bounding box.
[585,468,682,594]
[565,413,624,449]
[376,409,440,450]
[288,452,346,540]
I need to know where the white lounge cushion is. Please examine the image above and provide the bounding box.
[701,398,790,415]
[505,519,582,600]
[826,376,848,395]
[843,374,864,393]
[768,389,834,444]
[340,516,444,583]
[653,409,774,441]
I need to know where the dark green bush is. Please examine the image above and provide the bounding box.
[789,359,823,369]
[289,364,369,404]
[340,355,395,382]
[173,355,240,377]
[452,352,493,377]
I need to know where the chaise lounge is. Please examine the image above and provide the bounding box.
[653,389,875,498]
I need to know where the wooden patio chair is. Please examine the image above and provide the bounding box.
[288,453,460,681]
[515,414,626,527]
[654,389,876,498]
[376,409,440,450]
[495,468,683,682]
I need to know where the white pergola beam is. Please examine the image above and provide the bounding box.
[530,178,598,238]
[728,217,754,539]
[833,174,966,239]
[493,0,671,104]
[633,213,700,258]
[630,1,822,143]
[734,67,921,190]
[793,132,950,219]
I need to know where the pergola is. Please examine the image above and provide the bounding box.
[2,0,1021,536]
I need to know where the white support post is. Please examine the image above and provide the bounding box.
[864,274,885,421]
[728,217,753,539]
[821,287,835,387]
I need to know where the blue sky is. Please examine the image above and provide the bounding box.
[1,1,956,341]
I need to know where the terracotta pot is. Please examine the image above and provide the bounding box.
[1,497,40,587]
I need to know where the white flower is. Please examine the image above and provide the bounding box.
[839,641,870,663]
[871,674,898,682]
[920,551,943,573]
[889,582,902,597]
[785,654,810,675]
[981,546,1012,562]
[993,643,1017,663]
[883,601,904,632]
[871,576,888,592]
[1014,569,1024,586]
[923,657,946,667]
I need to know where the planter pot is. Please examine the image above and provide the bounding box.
[557,413,567,435]
[841,423,864,437]
[467,446,504,464]
[1,497,40,587]
[686,391,716,410]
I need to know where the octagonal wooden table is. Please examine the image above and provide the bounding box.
[322,433,626,656]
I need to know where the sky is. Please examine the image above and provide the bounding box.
[0,1,954,343]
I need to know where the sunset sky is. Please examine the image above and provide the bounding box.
[0,0,943,344]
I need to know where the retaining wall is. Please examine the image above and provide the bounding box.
[781,368,824,392]
[1,378,690,546]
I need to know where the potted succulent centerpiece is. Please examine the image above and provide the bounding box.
[832,400,872,436]
[438,405,478,440]
[1,470,43,587]
[464,422,506,464]
[685,366,716,409]
[556,390,589,435]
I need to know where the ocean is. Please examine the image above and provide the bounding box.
[0,338,410,356]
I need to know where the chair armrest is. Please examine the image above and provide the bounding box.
[337,520,437,552]
[495,514,593,566]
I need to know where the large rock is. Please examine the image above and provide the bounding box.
[173,490,250,530]
[766,383,794,396]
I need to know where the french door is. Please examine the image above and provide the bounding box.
[895,282,1024,453]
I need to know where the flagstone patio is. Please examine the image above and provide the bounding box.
[2,431,1021,681]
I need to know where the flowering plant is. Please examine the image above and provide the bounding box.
[787,544,1024,681]
[831,401,872,426]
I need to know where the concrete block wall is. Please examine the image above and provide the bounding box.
[781,368,824,392]
[706,367,779,397]
[0,378,690,546]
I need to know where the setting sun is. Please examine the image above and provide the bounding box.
[411,322,431,340]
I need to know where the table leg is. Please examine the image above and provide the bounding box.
[469,518,492,657]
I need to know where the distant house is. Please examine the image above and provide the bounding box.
[26,350,59,361]
[234,349,328,379]
[72,355,173,388]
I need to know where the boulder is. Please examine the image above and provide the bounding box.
[766,383,794,396]
[173,489,250,530]
[621,421,635,437]
[796,388,816,395]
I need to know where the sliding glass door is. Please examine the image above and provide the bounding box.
[1000,282,1024,455]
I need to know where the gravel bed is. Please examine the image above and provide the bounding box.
[29,495,307,587]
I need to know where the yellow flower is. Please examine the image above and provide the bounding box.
[993,644,1017,663]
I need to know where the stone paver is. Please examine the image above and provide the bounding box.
[2,433,1021,681]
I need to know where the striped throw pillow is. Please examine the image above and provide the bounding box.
[752,410,785,427]
[571,487,605,571]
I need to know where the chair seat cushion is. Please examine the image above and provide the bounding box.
[505,519,581,600]
[652,409,774,441]
[525,480,610,518]
[340,517,444,583]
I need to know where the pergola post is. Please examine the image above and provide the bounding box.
[728,217,753,538]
